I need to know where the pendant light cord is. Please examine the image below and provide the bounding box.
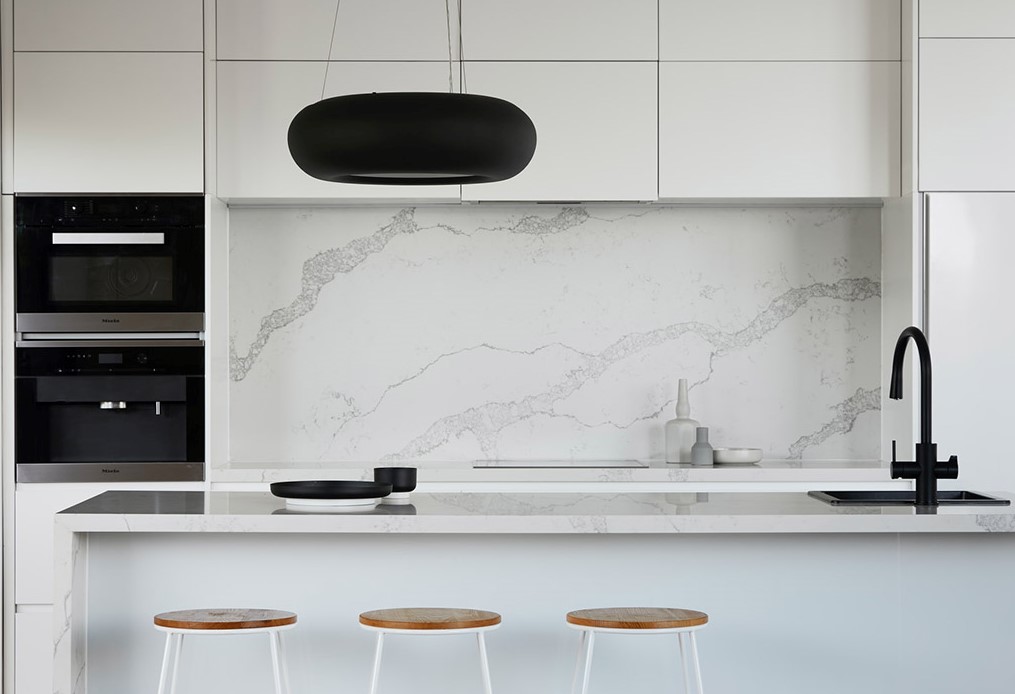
[321,0,342,101]
[445,0,454,93]
[458,0,467,93]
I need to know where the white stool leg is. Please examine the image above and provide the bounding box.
[277,631,292,694]
[688,631,704,694]
[477,632,494,694]
[579,630,596,694]
[157,633,174,694]
[678,633,693,694]
[269,631,285,694]
[368,632,385,694]
[169,633,183,694]
[570,630,588,694]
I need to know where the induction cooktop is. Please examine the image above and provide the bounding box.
[472,460,647,468]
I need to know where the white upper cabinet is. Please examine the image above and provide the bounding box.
[461,62,657,202]
[659,62,901,198]
[14,0,203,51]
[920,0,1015,37]
[919,40,1015,191]
[217,0,460,60]
[660,0,900,60]
[217,61,461,201]
[14,53,204,193]
[461,0,657,60]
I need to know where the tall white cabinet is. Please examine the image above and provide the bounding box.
[11,0,204,193]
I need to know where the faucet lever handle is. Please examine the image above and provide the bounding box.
[891,439,897,463]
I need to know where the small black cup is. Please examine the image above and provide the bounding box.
[373,467,417,493]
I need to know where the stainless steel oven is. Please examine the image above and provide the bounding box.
[15,195,204,335]
[15,340,205,482]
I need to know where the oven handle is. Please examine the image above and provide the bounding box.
[16,339,204,348]
[51,232,165,245]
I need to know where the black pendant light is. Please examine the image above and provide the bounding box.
[287,0,536,185]
[288,92,536,185]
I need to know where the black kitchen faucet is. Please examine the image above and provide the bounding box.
[889,325,958,505]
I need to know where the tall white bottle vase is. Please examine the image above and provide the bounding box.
[665,379,700,463]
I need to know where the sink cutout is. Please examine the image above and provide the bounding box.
[808,490,1010,506]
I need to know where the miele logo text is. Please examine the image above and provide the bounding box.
[101,468,120,473]
[101,318,121,323]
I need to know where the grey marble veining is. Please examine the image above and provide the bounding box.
[228,206,881,466]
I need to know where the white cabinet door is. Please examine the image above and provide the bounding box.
[16,611,53,694]
[217,61,461,201]
[14,53,204,193]
[15,488,103,604]
[14,0,203,51]
[462,0,656,60]
[928,193,1015,493]
[217,0,459,60]
[920,0,1015,37]
[659,62,900,198]
[461,62,657,202]
[919,40,1015,191]
[660,0,899,60]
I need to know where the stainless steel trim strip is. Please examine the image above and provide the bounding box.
[16,338,204,348]
[16,313,204,333]
[16,462,204,483]
[51,232,165,245]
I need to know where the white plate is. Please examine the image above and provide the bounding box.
[712,448,763,464]
[285,497,380,508]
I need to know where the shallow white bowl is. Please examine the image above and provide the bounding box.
[712,448,763,465]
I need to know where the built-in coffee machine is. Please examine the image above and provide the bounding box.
[14,195,205,482]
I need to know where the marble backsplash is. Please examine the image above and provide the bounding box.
[227,205,881,466]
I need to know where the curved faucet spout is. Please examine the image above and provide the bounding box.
[890,325,932,445]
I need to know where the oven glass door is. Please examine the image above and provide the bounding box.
[17,227,203,314]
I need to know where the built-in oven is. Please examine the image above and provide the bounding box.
[15,340,205,482]
[15,195,204,335]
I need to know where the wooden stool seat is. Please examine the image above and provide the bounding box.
[154,608,297,631]
[359,607,502,631]
[566,607,708,630]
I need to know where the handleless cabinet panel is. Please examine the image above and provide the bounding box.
[920,0,1015,37]
[15,488,100,604]
[14,0,203,51]
[461,0,657,60]
[919,40,1015,191]
[217,0,460,60]
[16,611,53,694]
[216,61,461,201]
[460,62,657,202]
[13,53,204,193]
[659,62,900,198]
[660,0,900,60]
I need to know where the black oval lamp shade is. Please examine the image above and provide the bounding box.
[287,92,537,185]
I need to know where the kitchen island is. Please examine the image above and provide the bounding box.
[55,491,1015,694]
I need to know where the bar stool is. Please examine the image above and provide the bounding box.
[153,608,297,694]
[359,607,501,694]
[566,607,708,694]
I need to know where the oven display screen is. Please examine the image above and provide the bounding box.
[97,353,123,365]
[49,256,173,302]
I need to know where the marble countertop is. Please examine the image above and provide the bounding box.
[56,490,1015,534]
[211,459,893,484]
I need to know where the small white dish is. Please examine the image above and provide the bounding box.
[712,448,763,465]
[285,497,380,508]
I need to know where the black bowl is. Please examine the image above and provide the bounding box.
[373,467,417,493]
[270,480,392,500]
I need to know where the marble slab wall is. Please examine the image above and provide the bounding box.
[228,205,881,466]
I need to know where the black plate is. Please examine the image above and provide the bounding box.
[270,480,393,500]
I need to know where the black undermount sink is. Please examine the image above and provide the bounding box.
[808,490,1010,506]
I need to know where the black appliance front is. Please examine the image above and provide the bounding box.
[15,341,205,482]
[15,195,204,334]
